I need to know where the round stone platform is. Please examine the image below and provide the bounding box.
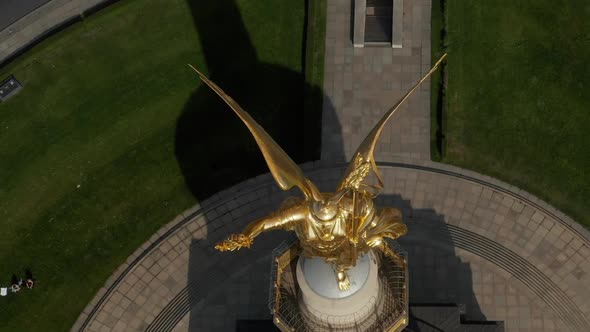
[71,160,590,332]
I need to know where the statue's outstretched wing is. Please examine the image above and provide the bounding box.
[189,65,323,202]
[336,54,447,193]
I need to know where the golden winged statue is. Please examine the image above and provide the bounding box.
[190,54,447,291]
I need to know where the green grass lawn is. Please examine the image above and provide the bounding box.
[303,0,327,156]
[430,0,445,160]
[0,0,325,330]
[441,0,590,226]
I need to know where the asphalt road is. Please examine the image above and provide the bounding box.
[0,0,51,31]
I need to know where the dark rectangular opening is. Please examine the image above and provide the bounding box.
[235,320,279,331]
[365,0,393,43]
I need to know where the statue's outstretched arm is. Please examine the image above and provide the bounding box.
[215,203,307,251]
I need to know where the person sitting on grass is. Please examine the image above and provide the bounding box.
[25,278,35,289]
[9,274,21,293]
[10,283,20,293]
[25,269,36,289]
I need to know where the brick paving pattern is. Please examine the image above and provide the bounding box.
[321,0,432,162]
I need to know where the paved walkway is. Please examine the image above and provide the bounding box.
[71,1,590,332]
[0,0,109,64]
[0,0,51,31]
[321,0,432,162]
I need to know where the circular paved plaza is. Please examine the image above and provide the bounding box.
[72,161,590,332]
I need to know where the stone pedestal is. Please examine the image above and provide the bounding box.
[296,251,380,326]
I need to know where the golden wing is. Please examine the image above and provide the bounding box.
[189,65,323,202]
[336,53,448,193]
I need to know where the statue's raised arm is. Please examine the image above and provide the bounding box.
[214,198,308,251]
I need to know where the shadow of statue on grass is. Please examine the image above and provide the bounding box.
[170,0,333,328]
[175,0,330,202]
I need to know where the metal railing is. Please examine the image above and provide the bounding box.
[269,240,408,332]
